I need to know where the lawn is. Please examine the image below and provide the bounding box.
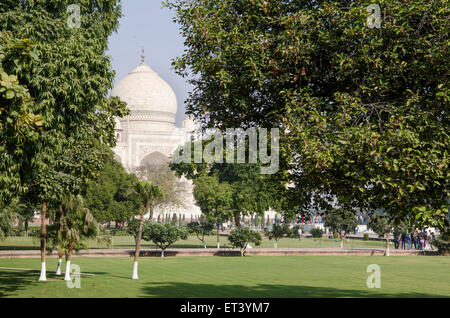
[0,235,391,250]
[0,256,448,298]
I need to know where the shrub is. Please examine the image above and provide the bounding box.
[310,228,324,238]
[363,233,369,241]
[228,227,262,256]
[433,233,450,255]
[142,222,188,257]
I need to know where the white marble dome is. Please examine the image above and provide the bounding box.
[110,62,178,117]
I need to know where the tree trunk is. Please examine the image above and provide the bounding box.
[161,249,165,258]
[132,205,146,279]
[39,201,47,281]
[385,236,390,256]
[216,224,220,249]
[64,243,74,281]
[234,213,241,228]
[340,234,344,249]
[240,249,244,257]
[56,251,64,275]
[24,220,29,237]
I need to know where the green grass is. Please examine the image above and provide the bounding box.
[0,235,391,250]
[0,256,448,298]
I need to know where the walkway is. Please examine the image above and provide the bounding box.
[0,247,438,258]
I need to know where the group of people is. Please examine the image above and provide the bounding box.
[394,230,435,250]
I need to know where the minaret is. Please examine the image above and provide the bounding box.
[141,46,145,64]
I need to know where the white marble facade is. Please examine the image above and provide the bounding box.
[111,56,201,220]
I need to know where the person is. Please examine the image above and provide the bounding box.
[401,233,406,249]
[418,234,424,250]
[406,233,411,250]
[393,234,400,249]
[298,228,302,241]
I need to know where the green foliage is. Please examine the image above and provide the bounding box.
[126,218,144,244]
[0,205,15,240]
[288,225,303,238]
[324,209,358,239]
[170,139,285,225]
[363,233,369,241]
[136,164,187,215]
[228,227,262,256]
[110,228,128,237]
[135,181,164,213]
[84,153,141,223]
[432,234,450,256]
[0,1,127,208]
[368,213,393,239]
[310,228,324,238]
[49,195,98,257]
[166,0,450,233]
[192,173,233,225]
[264,224,289,243]
[142,222,188,257]
[187,221,214,247]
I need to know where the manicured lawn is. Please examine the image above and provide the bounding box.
[0,256,448,298]
[0,235,391,250]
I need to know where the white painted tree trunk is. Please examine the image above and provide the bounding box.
[386,247,390,256]
[274,241,278,248]
[217,242,220,249]
[340,239,344,248]
[56,258,62,275]
[64,261,71,281]
[132,261,138,280]
[161,250,165,258]
[38,262,46,281]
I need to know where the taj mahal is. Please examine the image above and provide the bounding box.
[110,49,279,223]
[110,49,201,220]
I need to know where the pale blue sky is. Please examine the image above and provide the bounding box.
[107,0,191,125]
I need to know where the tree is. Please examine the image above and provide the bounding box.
[368,213,394,256]
[84,152,141,225]
[0,32,43,210]
[132,181,163,279]
[228,227,262,256]
[324,209,358,248]
[186,221,214,248]
[165,0,449,236]
[170,138,283,228]
[192,173,233,248]
[57,195,98,280]
[0,1,125,281]
[136,164,188,220]
[142,222,188,257]
[264,224,289,248]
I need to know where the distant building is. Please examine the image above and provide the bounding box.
[110,49,201,219]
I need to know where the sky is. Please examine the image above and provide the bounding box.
[107,0,192,125]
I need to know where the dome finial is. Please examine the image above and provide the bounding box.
[141,45,145,64]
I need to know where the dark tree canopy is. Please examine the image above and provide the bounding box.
[166,0,449,234]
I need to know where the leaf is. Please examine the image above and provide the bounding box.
[5,89,14,99]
